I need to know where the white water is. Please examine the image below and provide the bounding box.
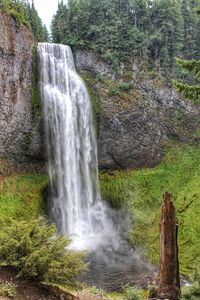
[38,43,119,250]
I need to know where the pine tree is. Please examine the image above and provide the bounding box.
[181,0,200,59]
[50,0,199,73]
[173,5,200,102]
[149,0,183,70]
[27,0,49,42]
[173,58,200,101]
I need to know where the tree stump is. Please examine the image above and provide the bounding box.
[149,192,180,299]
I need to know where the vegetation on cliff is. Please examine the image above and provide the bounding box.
[31,47,42,117]
[0,0,48,42]
[0,173,48,220]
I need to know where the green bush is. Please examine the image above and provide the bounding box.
[109,82,133,96]
[125,287,144,300]
[181,283,200,300]
[118,82,133,92]
[31,47,42,117]
[0,280,17,299]
[0,217,87,284]
[181,262,200,300]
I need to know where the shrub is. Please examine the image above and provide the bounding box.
[0,280,17,299]
[181,262,200,299]
[0,217,87,284]
[109,87,120,96]
[181,283,200,300]
[125,287,144,300]
[118,82,133,91]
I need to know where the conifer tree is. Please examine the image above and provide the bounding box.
[173,5,200,102]
[27,0,49,42]
[50,0,199,72]
[173,59,200,101]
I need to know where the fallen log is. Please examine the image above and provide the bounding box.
[149,192,180,299]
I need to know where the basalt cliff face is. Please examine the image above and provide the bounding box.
[0,18,199,171]
[75,49,200,169]
[0,12,43,163]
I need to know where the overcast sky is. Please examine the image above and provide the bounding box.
[30,0,68,31]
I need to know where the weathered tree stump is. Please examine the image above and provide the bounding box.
[149,192,180,299]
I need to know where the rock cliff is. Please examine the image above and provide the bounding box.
[0,16,199,171]
[0,11,43,162]
[75,50,200,169]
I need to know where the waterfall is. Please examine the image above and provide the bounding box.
[38,43,117,250]
[38,43,153,289]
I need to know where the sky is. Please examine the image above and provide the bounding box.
[30,0,68,31]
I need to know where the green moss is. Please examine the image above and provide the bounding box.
[80,72,100,135]
[0,174,48,220]
[31,47,42,118]
[100,143,200,276]
[100,171,131,209]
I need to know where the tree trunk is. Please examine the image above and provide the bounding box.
[150,192,180,299]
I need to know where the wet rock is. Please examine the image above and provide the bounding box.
[75,49,113,78]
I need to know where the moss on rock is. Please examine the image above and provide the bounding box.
[100,142,200,277]
[0,173,48,220]
[31,46,42,118]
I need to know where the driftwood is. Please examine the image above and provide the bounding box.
[150,192,180,299]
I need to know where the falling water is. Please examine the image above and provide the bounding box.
[38,43,155,289]
[38,43,118,250]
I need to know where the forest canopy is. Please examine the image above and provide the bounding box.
[51,0,200,72]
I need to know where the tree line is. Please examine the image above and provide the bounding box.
[51,0,200,73]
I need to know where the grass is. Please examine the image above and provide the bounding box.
[99,142,200,277]
[0,174,48,220]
